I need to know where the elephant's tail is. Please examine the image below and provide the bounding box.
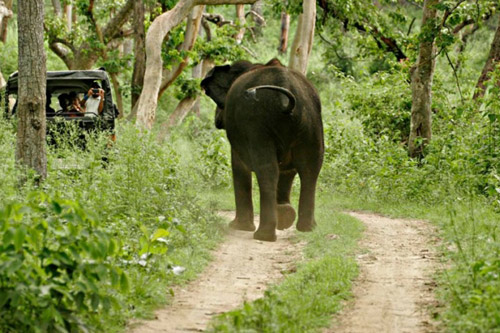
[245,85,296,114]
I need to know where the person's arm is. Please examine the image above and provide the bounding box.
[98,89,105,114]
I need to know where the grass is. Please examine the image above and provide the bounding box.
[207,192,364,332]
[0,119,232,332]
[325,192,500,332]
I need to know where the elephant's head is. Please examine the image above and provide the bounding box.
[201,60,254,129]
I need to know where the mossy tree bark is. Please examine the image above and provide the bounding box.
[474,15,500,99]
[16,0,47,180]
[130,0,146,117]
[409,0,438,158]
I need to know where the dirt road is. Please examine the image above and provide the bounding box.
[329,212,438,333]
[131,211,438,332]
[130,211,303,332]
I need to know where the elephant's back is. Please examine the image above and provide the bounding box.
[225,67,298,125]
[229,66,320,114]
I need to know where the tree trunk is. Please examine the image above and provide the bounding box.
[249,0,264,36]
[0,70,6,89]
[278,11,290,54]
[51,0,62,17]
[64,3,72,31]
[474,16,500,99]
[135,0,258,130]
[191,61,203,116]
[408,0,438,158]
[289,0,316,74]
[110,72,124,118]
[123,39,133,58]
[158,5,205,99]
[17,0,47,180]
[157,98,199,141]
[157,58,215,139]
[0,0,13,43]
[129,0,146,118]
[234,4,246,43]
[455,23,479,71]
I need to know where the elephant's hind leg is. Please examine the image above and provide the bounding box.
[230,150,255,231]
[254,160,279,242]
[295,153,322,232]
[277,170,297,230]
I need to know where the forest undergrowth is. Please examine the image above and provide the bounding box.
[0,118,228,332]
[1,3,500,332]
[2,65,500,332]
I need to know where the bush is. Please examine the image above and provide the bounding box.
[344,70,412,143]
[0,192,128,332]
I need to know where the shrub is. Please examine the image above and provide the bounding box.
[0,192,128,332]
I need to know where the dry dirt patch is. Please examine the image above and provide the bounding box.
[130,211,303,332]
[329,211,438,333]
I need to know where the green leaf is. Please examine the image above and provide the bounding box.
[120,272,129,293]
[3,228,14,246]
[151,228,170,242]
[110,269,120,289]
[51,200,62,214]
[14,226,27,252]
[0,290,10,308]
[91,293,100,311]
[140,225,150,238]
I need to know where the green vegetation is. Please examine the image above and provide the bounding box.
[199,10,500,332]
[2,1,500,332]
[0,118,226,332]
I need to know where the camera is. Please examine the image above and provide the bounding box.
[92,88,99,97]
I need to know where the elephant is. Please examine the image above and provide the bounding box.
[201,59,324,242]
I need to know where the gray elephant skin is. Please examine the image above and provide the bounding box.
[201,59,324,242]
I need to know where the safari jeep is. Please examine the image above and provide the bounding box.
[3,69,118,143]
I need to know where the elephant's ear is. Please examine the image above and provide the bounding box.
[201,65,231,90]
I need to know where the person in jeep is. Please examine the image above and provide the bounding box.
[83,81,104,117]
[67,91,85,117]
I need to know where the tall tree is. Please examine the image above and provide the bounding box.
[0,71,6,90]
[408,0,439,158]
[289,0,316,74]
[278,11,290,54]
[234,4,246,43]
[45,0,134,70]
[135,0,258,130]
[158,5,206,98]
[0,0,13,43]
[16,0,47,180]
[474,14,500,99]
[249,0,265,37]
[130,0,146,115]
[51,0,62,17]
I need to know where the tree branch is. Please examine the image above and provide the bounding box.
[444,49,464,103]
[102,0,135,42]
[135,0,258,129]
[159,6,205,97]
[49,36,77,53]
[440,0,467,28]
[49,42,74,71]
[203,13,233,27]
